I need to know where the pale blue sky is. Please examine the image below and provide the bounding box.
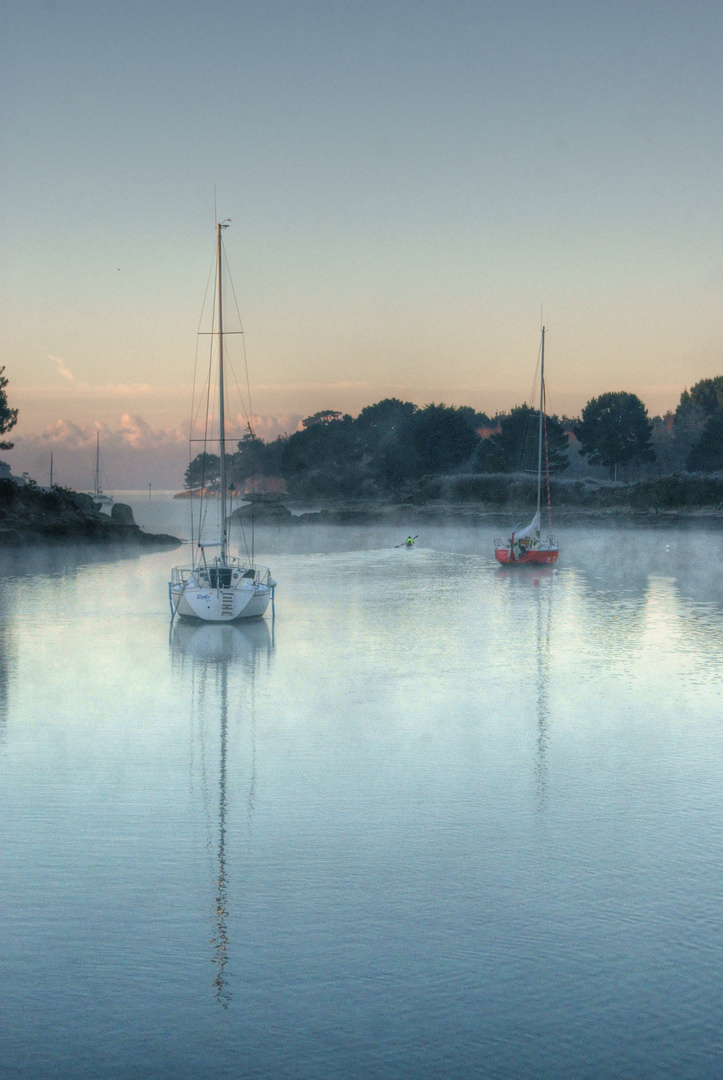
[4,1,723,483]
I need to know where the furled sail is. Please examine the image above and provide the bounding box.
[512,510,541,543]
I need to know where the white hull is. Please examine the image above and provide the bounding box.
[171,582,271,622]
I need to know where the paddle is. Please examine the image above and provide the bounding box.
[394,534,419,548]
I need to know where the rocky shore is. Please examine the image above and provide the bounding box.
[223,470,721,529]
[0,481,180,547]
[231,500,723,529]
[226,471,723,529]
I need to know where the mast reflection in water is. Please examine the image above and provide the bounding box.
[171,619,274,1008]
[533,573,554,810]
[495,565,556,810]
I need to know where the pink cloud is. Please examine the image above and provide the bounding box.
[4,412,302,490]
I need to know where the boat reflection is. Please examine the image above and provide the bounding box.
[170,617,273,669]
[493,566,555,809]
[171,618,274,1007]
[533,577,553,810]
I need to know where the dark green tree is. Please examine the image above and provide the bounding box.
[686,413,723,471]
[356,398,417,439]
[674,377,723,470]
[228,431,287,488]
[281,413,361,496]
[301,409,343,428]
[676,376,723,420]
[480,404,569,473]
[184,452,220,491]
[355,398,418,489]
[230,431,269,481]
[575,391,654,478]
[409,403,480,475]
[0,367,18,450]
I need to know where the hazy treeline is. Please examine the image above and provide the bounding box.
[184,377,723,499]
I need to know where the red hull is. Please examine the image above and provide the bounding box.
[495,548,559,565]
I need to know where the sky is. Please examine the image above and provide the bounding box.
[3,0,723,488]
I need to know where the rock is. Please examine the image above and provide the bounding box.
[111,503,136,526]
[230,502,295,524]
[0,484,180,547]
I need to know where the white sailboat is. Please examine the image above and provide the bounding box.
[169,220,276,622]
[494,326,559,565]
[90,432,113,508]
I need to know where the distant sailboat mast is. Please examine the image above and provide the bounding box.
[90,432,113,506]
[217,220,229,564]
[537,326,545,519]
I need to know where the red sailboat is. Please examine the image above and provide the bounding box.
[494,326,559,566]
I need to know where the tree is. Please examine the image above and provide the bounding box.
[676,377,723,420]
[575,392,654,478]
[409,403,480,475]
[184,452,220,491]
[674,377,723,470]
[355,398,417,439]
[227,431,287,488]
[281,412,361,495]
[355,398,419,489]
[230,431,269,482]
[301,409,343,428]
[481,404,569,473]
[687,413,723,471]
[0,367,18,450]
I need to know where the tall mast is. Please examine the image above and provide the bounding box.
[217,220,229,561]
[536,326,545,517]
[95,432,100,497]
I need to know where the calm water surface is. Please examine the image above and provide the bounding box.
[2,503,723,1078]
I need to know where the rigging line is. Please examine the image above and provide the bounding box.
[528,334,543,411]
[223,243,255,434]
[188,249,218,549]
[190,251,217,436]
[516,332,544,473]
[236,509,252,563]
[217,327,250,430]
[198,283,216,547]
[226,353,253,436]
[543,383,553,530]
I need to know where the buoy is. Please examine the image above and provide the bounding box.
[533,578,540,586]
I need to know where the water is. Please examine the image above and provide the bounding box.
[2,505,723,1078]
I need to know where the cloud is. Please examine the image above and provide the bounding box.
[230,411,304,440]
[48,354,75,382]
[6,411,302,488]
[39,418,89,447]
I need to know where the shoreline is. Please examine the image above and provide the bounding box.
[232,499,723,529]
[0,482,181,547]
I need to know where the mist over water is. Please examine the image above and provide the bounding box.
[2,498,723,1079]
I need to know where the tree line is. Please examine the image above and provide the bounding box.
[184,377,723,498]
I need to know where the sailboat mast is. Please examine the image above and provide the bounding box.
[95,432,100,497]
[536,326,545,516]
[217,221,228,561]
